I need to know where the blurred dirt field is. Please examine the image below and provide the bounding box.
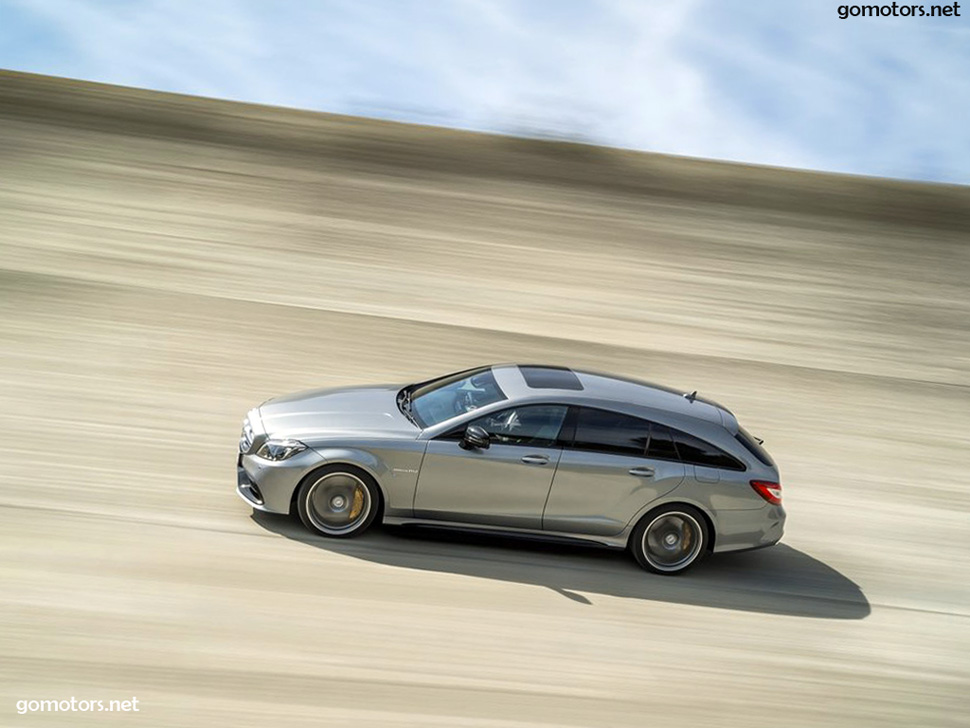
[1,71,969,727]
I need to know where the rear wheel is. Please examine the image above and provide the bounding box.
[631,505,709,575]
[297,466,380,538]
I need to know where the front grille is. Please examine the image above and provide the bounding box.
[239,418,255,453]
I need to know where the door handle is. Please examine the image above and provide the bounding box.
[628,467,655,477]
[521,454,550,465]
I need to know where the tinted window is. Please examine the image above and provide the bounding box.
[735,427,775,467]
[646,423,679,460]
[671,430,745,471]
[572,408,650,456]
[467,405,568,447]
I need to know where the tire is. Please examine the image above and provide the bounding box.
[296,465,381,538]
[631,504,709,575]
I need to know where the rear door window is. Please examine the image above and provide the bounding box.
[572,408,650,456]
[646,423,679,461]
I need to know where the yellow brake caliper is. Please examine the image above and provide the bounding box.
[349,487,364,520]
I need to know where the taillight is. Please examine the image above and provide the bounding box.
[750,480,782,505]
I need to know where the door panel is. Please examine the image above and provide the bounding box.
[544,452,685,536]
[413,440,561,528]
[544,406,686,536]
[414,403,569,528]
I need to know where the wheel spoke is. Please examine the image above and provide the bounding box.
[642,512,703,572]
[305,473,372,535]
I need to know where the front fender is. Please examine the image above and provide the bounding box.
[313,447,388,480]
[311,446,421,517]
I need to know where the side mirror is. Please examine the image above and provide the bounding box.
[460,425,490,450]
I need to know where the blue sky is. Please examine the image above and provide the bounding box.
[2,0,968,183]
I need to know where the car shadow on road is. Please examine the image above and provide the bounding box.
[251,512,870,620]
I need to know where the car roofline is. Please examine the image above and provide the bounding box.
[488,363,736,427]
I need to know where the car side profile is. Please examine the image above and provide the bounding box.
[237,364,784,574]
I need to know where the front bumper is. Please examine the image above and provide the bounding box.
[235,447,327,514]
[236,459,267,509]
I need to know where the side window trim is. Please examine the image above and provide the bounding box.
[645,422,681,463]
[557,405,579,448]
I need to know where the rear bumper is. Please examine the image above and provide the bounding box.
[711,505,786,553]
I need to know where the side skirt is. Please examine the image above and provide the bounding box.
[381,516,628,550]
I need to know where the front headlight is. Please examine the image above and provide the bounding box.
[256,438,307,461]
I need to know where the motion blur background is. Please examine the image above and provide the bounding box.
[1,2,968,727]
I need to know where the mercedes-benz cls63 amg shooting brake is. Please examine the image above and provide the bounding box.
[237,364,784,574]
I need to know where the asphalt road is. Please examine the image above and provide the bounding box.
[1,72,968,727]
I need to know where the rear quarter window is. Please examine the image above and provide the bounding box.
[735,427,775,467]
[670,429,746,471]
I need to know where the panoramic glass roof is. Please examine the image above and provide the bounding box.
[518,365,584,391]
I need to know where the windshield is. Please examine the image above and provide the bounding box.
[405,367,507,427]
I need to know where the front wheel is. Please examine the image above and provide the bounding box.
[297,466,380,538]
[631,505,709,575]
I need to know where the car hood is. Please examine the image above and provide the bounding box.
[258,385,417,438]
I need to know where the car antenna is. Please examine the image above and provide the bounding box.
[684,390,697,403]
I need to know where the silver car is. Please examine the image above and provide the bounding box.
[237,365,784,574]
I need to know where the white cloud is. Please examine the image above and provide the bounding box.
[3,0,968,182]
